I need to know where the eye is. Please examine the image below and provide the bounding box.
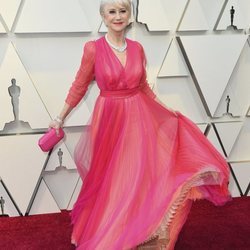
[120,9,127,14]
[108,10,116,14]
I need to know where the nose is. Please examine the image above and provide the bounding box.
[115,11,122,19]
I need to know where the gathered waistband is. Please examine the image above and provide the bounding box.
[100,86,142,98]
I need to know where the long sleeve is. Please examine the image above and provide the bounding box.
[65,41,95,107]
[138,43,156,99]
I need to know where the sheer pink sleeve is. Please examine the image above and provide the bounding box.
[65,41,95,107]
[138,43,156,99]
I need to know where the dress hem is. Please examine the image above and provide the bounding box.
[138,166,230,250]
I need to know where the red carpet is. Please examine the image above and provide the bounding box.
[0,197,249,250]
[0,210,74,250]
[175,196,250,250]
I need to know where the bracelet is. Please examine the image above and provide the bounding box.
[54,116,64,125]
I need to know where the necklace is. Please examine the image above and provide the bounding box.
[105,34,127,53]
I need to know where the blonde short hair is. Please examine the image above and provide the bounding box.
[99,0,132,15]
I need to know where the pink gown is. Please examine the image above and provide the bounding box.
[66,36,231,250]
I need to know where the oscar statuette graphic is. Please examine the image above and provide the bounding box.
[52,147,67,171]
[0,196,9,217]
[57,148,63,168]
[0,78,32,134]
[222,95,238,118]
[227,6,238,30]
[214,94,241,119]
[9,78,21,122]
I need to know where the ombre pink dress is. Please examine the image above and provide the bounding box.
[65,36,231,250]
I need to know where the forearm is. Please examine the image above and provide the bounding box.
[58,102,73,121]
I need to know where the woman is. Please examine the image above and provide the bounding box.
[49,0,231,249]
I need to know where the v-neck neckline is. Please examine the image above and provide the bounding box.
[104,36,129,70]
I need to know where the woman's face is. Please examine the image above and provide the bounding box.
[102,4,130,33]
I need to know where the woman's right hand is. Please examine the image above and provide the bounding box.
[48,103,72,134]
[49,116,64,135]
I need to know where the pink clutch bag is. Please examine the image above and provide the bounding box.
[38,128,65,152]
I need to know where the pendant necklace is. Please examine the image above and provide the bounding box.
[105,34,127,53]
